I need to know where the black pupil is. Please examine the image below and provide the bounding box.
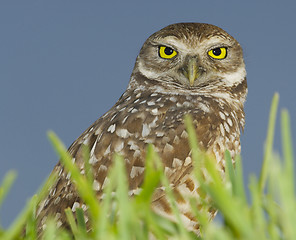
[164,47,174,55]
[212,48,222,56]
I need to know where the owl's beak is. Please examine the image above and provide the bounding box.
[182,57,199,86]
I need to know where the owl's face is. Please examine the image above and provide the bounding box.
[133,23,245,90]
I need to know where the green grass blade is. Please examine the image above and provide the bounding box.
[76,208,87,236]
[134,145,167,239]
[47,131,100,225]
[259,93,279,193]
[25,196,37,240]
[135,145,162,204]
[281,109,294,194]
[184,115,201,167]
[3,172,57,240]
[160,173,191,239]
[233,155,247,204]
[188,197,209,232]
[95,181,112,239]
[0,171,17,208]
[113,154,133,240]
[249,176,266,239]
[42,219,57,240]
[82,144,94,187]
[224,151,248,203]
[65,208,78,237]
[224,150,235,192]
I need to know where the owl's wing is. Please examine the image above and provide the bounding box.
[37,90,209,231]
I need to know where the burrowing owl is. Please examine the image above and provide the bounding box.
[37,23,247,235]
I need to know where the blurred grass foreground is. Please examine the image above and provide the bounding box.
[0,93,295,240]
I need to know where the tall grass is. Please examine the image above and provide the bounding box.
[0,93,295,240]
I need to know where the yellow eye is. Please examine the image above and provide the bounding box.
[208,47,227,59]
[159,46,177,59]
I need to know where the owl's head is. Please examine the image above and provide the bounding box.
[132,23,246,91]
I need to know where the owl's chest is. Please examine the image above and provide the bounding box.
[87,93,242,182]
[128,94,239,147]
[96,93,239,152]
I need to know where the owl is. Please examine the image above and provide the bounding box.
[36,23,247,235]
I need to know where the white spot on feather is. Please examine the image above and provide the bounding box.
[181,130,188,138]
[147,101,155,106]
[119,107,126,112]
[54,197,61,205]
[104,144,111,156]
[50,187,56,197]
[133,150,141,158]
[116,128,130,138]
[72,202,80,212]
[184,157,192,166]
[183,101,192,107]
[151,108,159,115]
[172,158,182,168]
[165,167,174,176]
[173,135,180,144]
[56,220,63,228]
[81,204,87,211]
[220,124,225,136]
[122,116,129,124]
[114,141,124,152]
[55,212,61,220]
[142,123,150,137]
[149,116,158,128]
[164,143,174,153]
[93,180,101,191]
[144,138,154,144]
[89,155,99,165]
[170,96,177,102]
[224,122,230,133]
[44,199,49,208]
[128,140,139,150]
[98,165,108,172]
[198,102,210,112]
[66,172,71,180]
[90,140,97,155]
[219,111,226,120]
[130,166,145,178]
[107,124,116,133]
[83,136,90,145]
[128,188,142,196]
[102,177,110,188]
[97,132,103,142]
[110,113,118,121]
[156,131,164,137]
[227,118,233,127]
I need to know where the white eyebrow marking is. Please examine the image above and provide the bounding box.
[160,37,192,53]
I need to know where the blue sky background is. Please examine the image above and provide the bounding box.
[1,1,295,227]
